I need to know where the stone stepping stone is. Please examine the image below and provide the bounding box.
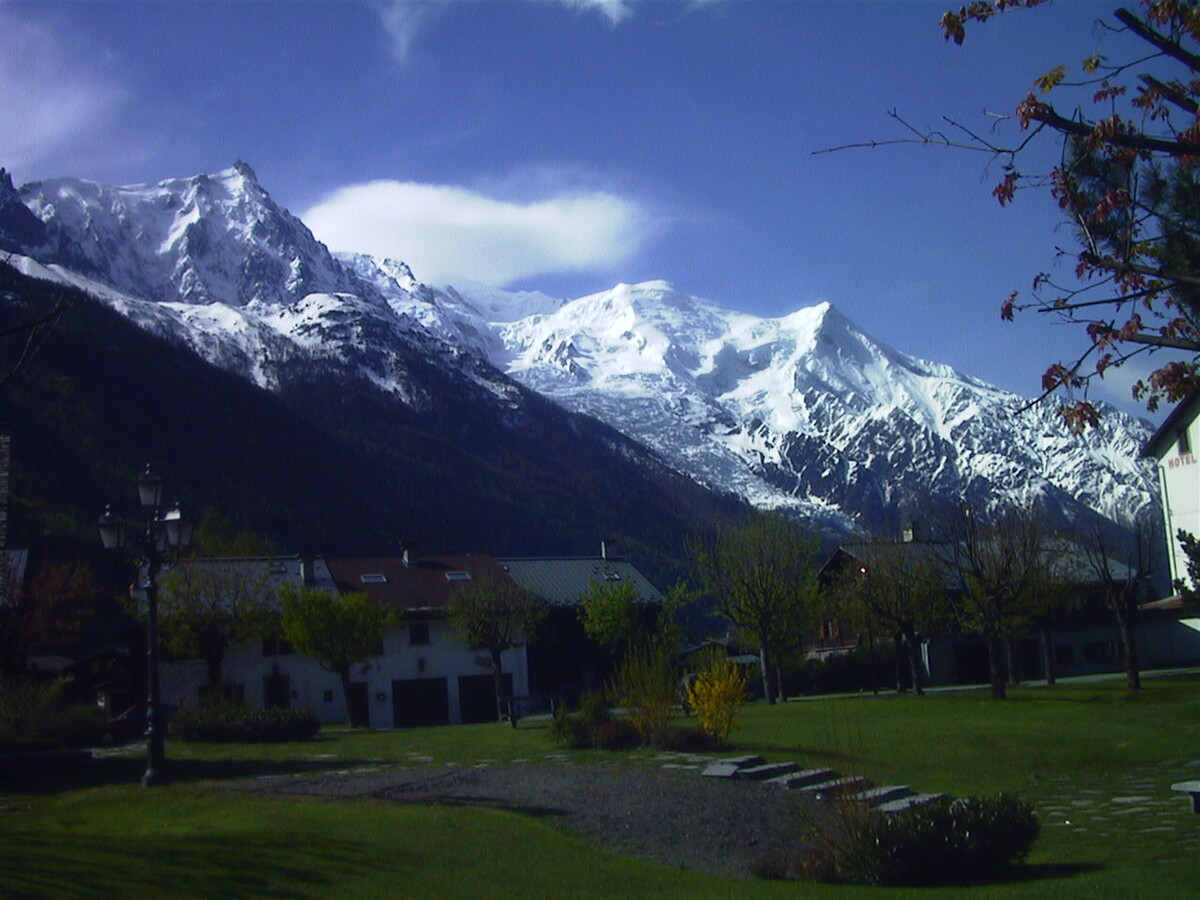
[719,754,766,768]
[701,754,766,778]
[766,767,838,790]
[736,761,800,781]
[799,775,872,798]
[701,761,744,778]
[848,785,913,807]
[876,792,946,813]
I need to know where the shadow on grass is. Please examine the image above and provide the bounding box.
[1,753,383,795]
[0,829,392,899]
[1002,862,1106,883]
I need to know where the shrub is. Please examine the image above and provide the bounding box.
[610,640,676,744]
[788,642,897,696]
[170,703,320,743]
[38,703,108,747]
[686,653,748,742]
[0,680,45,740]
[748,852,801,881]
[549,704,594,749]
[590,717,642,751]
[834,794,1039,886]
[576,690,610,728]
[0,678,107,747]
[651,723,723,753]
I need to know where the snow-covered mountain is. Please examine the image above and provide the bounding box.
[0,163,1158,537]
[5,164,525,410]
[482,280,1154,533]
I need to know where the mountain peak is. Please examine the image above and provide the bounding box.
[19,164,361,308]
[230,159,258,182]
[0,167,49,254]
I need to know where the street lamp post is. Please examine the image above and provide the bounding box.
[99,465,193,787]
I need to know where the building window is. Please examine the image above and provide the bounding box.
[1179,429,1191,456]
[409,623,430,646]
[361,573,388,584]
[445,571,471,582]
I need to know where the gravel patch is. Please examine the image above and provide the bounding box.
[226,762,832,878]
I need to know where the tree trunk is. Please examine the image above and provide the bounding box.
[1040,623,1057,686]
[1117,604,1142,691]
[987,633,1008,700]
[892,632,907,693]
[867,627,879,695]
[339,669,359,728]
[490,647,513,726]
[204,653,224,702]
[1006,636,1021,686]
[902,627,924,695]
[758,638,776,704]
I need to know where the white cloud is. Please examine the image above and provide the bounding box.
[556,0,637,24]
[0,9,126,175]
[303,179,651,286]
[372,1,437,64]
[370,0,654,61]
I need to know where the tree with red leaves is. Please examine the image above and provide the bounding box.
[948,1,1200,429]
[0,554,94,678]
[827,2,1200,430]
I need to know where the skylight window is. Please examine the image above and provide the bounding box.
[445,571,472,582]
[360,573,388,584]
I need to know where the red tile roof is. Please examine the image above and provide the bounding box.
[325,554,506,614]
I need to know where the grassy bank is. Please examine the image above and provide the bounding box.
[2,677,1197,898]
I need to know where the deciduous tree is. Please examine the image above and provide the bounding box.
[0,553,94,678]
[578,578,640,655]
[833,540,950,695]
[279,585,391,727]
[447,565,546,724]
[1173,527,1200,612]
[1080,514,1158,690]
[157,560,275,700]
[938,505,1046,699]
[692,514,821,704]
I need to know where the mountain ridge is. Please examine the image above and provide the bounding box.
[1,162,1159,546]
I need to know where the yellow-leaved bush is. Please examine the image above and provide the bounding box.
[686,653,749,743]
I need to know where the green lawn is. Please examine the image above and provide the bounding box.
[2,677,1198,899]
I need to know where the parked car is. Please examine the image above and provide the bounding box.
[105,703,179,741]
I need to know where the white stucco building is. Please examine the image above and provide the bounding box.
[160,552,530,728]
[1144,392,1200,588]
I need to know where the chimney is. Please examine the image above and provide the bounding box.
[400,540,418,567]
[299,555,314,585]
[601,539,615,561]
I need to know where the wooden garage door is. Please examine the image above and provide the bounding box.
[392,677,449,727]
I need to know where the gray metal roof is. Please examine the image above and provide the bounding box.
[168,555,338,594]
[497,556,663,607]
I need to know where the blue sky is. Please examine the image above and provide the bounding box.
[0,0,1170,421]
